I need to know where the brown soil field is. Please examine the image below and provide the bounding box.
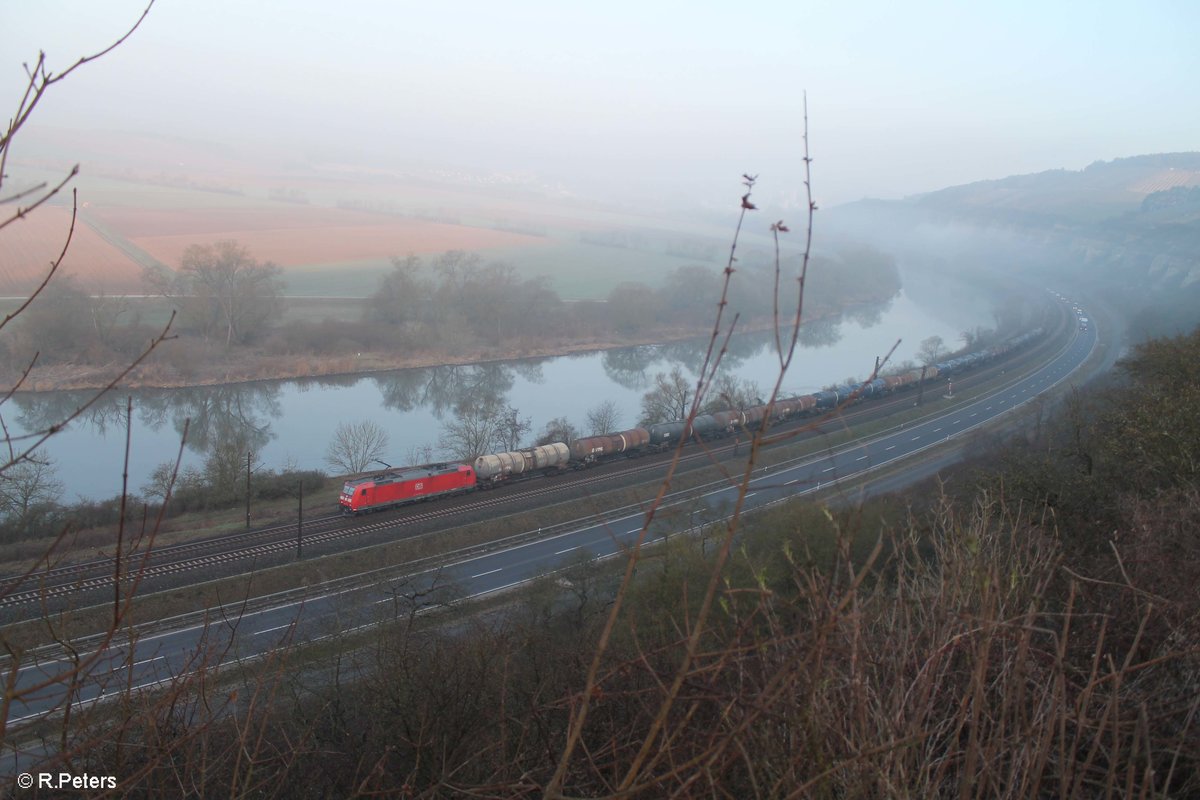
[88,205,411,237]
[85,205,549,268]
[0,205,146,294]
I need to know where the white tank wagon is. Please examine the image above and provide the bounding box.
[473,442,570,483]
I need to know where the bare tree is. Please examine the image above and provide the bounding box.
[404,442,436,465]
[960,326,992,350]
[325,420,391,474]
[585,400,621,435]
[494,404,531,452]
[367,253,429,327]
[549,151,822,795]
[917,335,947,365]
[639,366,692,426]
[0,456,63,535]
[143,240,283,346]
[440,401,500,461]
[203,435,264,504]
[0,1,202,775]
[537,416,579,446]
[439,401,529,460]
[141,460,202,503]
[704,373,762,412]
[3,277,95,365]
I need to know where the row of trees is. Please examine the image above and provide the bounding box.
[0,241,284,372]
[2,240,902,379]
[366,250,563,346]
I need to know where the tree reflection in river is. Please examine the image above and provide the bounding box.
[373,361,542,418]
[13,391,130,437]
[844,296,891,329]
[796,315,843,348]
[135,383,282,457]
[602,346,658,390]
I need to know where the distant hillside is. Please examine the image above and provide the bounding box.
[828,153,1200,338]
[915,153,1200,225]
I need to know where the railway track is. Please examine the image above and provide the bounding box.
[0,443,751,608]
[0,312,1071,611]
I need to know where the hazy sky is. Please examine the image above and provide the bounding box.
[3,0,1198,208]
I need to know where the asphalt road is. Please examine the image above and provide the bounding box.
[3,308,1096,745]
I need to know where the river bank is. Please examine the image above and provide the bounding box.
[9,315,829,393]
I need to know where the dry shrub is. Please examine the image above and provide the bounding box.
[548,491,1200,798]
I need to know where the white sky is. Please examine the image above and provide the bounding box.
[2,0,1198,207]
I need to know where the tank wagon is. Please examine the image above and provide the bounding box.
[570,428,650,464]
[474,443,570,485]
[339,463,476,514]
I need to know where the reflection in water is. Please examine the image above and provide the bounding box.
[135,384,282,457]
[373,362,535,418]
[602,346,658,390]
[597,306,865,389]
[511,361,545,385]
[17,302,876,456]
[844,296,892,329]
[14,390,129,437]
[15,382,282,465]
[796,315,843,348]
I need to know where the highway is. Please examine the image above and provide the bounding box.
[3,303,1097,739]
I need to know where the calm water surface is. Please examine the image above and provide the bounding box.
[12,281,991,503]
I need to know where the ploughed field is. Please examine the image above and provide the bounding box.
[0,202,549,296]
[88,205,547,270]
[0,206,148,294]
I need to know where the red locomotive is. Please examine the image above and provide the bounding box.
[339,462,476,514]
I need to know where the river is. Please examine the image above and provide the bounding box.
[8,278,991,504]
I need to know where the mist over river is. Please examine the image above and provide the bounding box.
[12,280,992,504]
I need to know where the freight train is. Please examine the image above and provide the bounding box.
[339,328,1044,513]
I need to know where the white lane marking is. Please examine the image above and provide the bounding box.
[857,455,868,461]
[555,546,578,555]
[969,412,977,417]
[471,568,502,578]
[933,427,942,432]
[254,623,295,637]
[626,528,641,534]
[885,445,896,451]
[911,436,921,441]
[823,467,835,473]
[133,654,165,667]
[785,479,799,485]
[745,492,758,498]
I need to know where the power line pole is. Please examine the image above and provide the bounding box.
[245,450,252,529]
[297,479,303,559]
